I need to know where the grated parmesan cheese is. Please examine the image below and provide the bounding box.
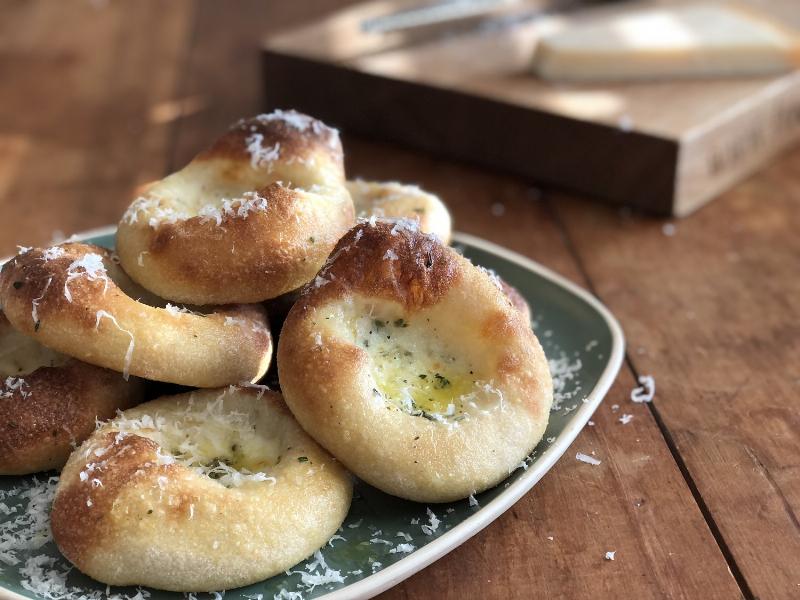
[164,303,198,317]
[512,459,529,473]
[369,538,392,546]
[420,508,440,536]
[0,476,57,568]
[236,381,270,400]
[94,310,135,380]
[605,550,616,561]
[245,133,281,170]
[198,192,269,226]
[468,494,479,508]
[271,591,303,600]
[631,375,655,403]
[64,253,110,302]
[389,543,415,554]
[548,354,584,411]
[30,276,53,325]
[327,534,346,547]
[389,218,419,236]
[287,550,346,592]
[576,452,601,466]
[619,414,634,425]
[122,197,188,228]
[108,390,276,488]
[383,249,398,261]
[41,246,66,261]
[1,377,30,399]
[253,109,340,151]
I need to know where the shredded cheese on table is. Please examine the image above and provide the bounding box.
[576,452,601,466]
[631,375,655,403]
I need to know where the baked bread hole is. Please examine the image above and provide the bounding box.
[122,169,341,231]
[322,300,503,423]
[106,390,282,488]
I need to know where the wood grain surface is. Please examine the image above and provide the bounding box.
[1,1,798,599]
[262,0,800,216]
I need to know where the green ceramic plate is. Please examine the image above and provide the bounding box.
[0,227,624,600]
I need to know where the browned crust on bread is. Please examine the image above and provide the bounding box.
[277,223,553,502]
[52,433,168,564]
[52,387,353,590]
[123,184,352,303]
[0,243,273,386]
[0,360,143,474]
[302,221,460,311]
[499,278,532,323]
[202,113,343,167]
[0,243,113,334]
[116,112,354,304]
[279,334,366,423]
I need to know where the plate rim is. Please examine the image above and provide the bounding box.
[0,227,625,600]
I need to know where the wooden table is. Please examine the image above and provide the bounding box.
[2,2,798,599]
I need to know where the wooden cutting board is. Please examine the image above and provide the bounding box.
[262,0,800,216]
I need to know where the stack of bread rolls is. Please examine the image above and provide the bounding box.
[0,110,552,592]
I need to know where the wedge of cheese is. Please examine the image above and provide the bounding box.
[532,3,800,82]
